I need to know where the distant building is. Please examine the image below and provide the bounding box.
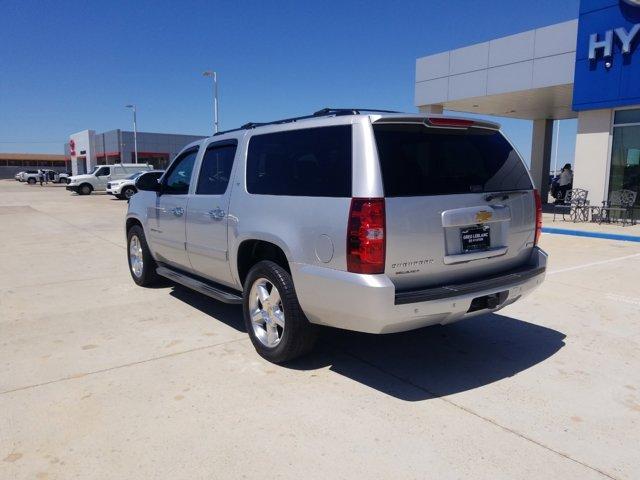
[66,129,206,175]
[0,153,69,179]
[415,0,640,212]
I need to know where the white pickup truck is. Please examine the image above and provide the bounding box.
[21,170,59,184]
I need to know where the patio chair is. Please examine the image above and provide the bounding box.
[598,189,637,226]
[552,188,590,222]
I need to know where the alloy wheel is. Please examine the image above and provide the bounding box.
[129,235,144,278]
[248,278,285,348]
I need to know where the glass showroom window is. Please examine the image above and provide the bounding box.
[610,110,640,215]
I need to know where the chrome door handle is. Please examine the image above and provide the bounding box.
[208,208,225,220]
[172,207,184,217]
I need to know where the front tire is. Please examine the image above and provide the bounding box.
[243,260,317,363]
[127,225,160,287]
[27,178,36,184]
[121,186,136,200]
[78,184,92,195]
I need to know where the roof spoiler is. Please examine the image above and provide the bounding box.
[373,116,500,131]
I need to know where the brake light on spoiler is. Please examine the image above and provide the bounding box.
[424,117,499,130]
[426,118,475,128]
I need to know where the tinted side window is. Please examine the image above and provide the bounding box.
[196,143,237,195]
[246,126,352,197]
[95,167,110,177]
[163,149,198,195]
[373,124,532,197]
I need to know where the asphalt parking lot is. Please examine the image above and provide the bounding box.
[1,179,639,480]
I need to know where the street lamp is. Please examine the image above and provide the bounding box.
[202,70,219,134]
[125,104,138,163]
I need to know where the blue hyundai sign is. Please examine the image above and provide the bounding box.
[573,0,640,110]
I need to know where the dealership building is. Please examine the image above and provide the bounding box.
[0,153,69,179]
[415,0,640,210]
[66,129,205,176]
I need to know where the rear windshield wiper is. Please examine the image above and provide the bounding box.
[484,191,528,202]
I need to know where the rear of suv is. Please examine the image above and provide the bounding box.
[126,109,546,363]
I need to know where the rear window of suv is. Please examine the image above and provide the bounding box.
[373,123,532,197]
[246,125,352,197]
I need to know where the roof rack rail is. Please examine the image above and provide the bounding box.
[312,108,400,116]
[213,107,399,136]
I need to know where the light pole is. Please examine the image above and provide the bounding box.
[202,70,219,134]
[553,120,561,175]
[125,104,138,163]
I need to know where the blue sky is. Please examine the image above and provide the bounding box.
[1,0,579,166]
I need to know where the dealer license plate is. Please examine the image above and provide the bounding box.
[461,225,491,252]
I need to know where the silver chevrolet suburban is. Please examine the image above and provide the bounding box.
[125,108,547,363]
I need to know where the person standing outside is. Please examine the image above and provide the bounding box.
[38,169,44,186]
[558,163,573,201]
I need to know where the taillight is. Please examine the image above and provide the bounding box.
[534,189,543,245]
[347,198,385,274]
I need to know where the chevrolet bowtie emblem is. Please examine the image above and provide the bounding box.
[475,210,493,223]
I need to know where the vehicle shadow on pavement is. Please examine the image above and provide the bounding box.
[169,286,247,332]
[288,314,566,401]
[166,287,565,401]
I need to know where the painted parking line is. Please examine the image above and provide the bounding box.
[548,252,640,275]
[542,227,640,243]
[605,293,640,307]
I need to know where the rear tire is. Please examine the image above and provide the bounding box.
[243,260,317,363]
[127,225,160,287]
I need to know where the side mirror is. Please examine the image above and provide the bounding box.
[135,172,162,192]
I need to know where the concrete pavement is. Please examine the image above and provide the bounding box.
[1,180,638,479]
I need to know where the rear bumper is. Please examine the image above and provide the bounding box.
[394,264,545,305]
[292,247,547,334]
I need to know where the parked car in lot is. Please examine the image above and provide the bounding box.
[54,171,71,184]
[22,170,58,182]
[17,170,38,182]
[107,170,163,200]
[125,108,547,363]
[67,163,154,195]
[21,169,59,184]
